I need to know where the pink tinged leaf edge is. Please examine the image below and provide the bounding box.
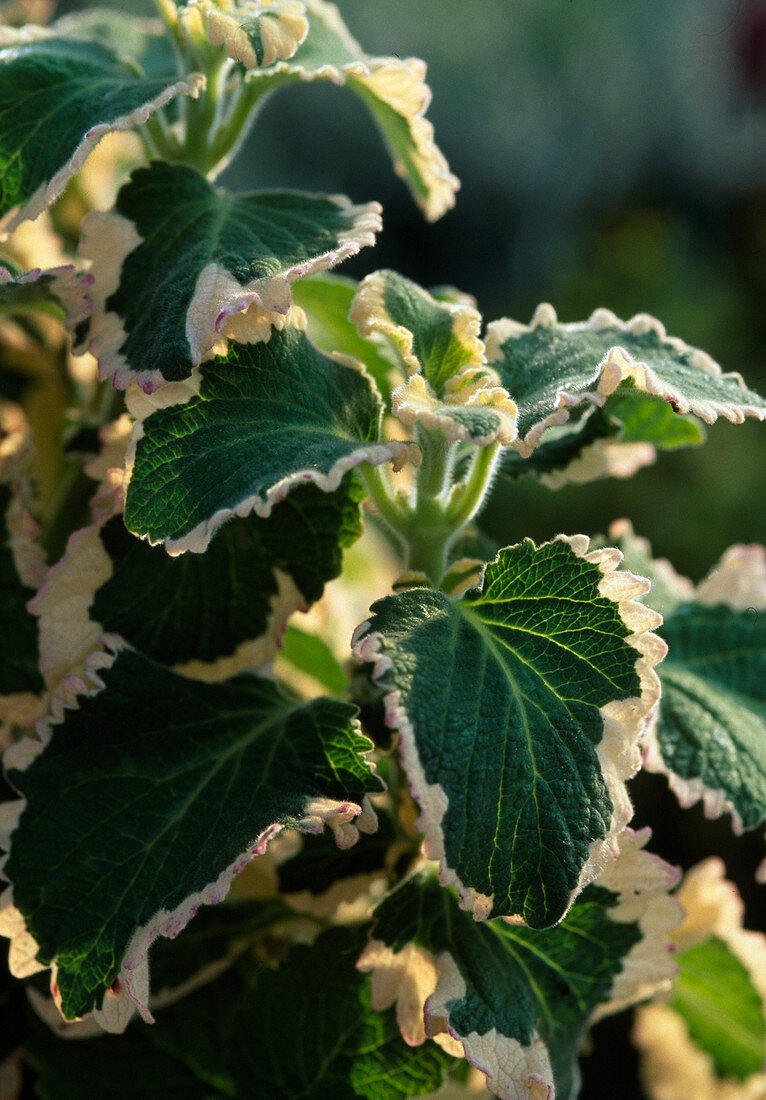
[0,74,206,240]
[123,370,407,555]
[80,195,382,392]
[351,535,667,923]
[485,304,766,459]
[0,640,381,1033]
[357,829,681,1100]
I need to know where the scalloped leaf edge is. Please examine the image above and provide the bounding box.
[0,31,205,237]
[79,192,382,392]
[352,535,667,923]
[359,828,681,1100]
[123,351,406,554]
[485,304,766,458]
[245,0,459,221]
[639,540,766,879]
[0,639,380,1032]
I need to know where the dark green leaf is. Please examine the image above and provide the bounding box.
[1,647,380,1020]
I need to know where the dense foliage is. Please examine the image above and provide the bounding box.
[1,2,765,1097]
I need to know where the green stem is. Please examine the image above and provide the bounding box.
[445,442,500,530]
[209,75,294,171]
[360,462,411,544]
[141,112,181,161]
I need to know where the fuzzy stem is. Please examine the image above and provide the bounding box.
[445,442,500,531]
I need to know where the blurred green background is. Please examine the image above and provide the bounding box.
[45,0,766,1095]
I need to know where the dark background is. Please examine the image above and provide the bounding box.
[22,0,766,1095]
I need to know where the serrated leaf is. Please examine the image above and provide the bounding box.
[350,270,485,396]
[0,31,203,235]
[124,325,403,553]
[353,536,665,927]
[671,935,766,1079]
[486,304,766,461]
[623,533,766,859]
[501,384,705,489]
[291,273,395,404]
[29,925,457,1099]
[0,645,381,1023]
[277,809,398,913]
[243,0,458,221]
[35,473,364,687]
[654,603,766,830]
[202,0,307,69]
[80,160,381,389]
[361,830,680,1100]
[351,271,517,445]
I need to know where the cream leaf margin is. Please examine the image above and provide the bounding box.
[0,26,205,237]
[352,535,666,923]
[0,640,380,1033]
[486,304,766,459]
[359,829,681,1100]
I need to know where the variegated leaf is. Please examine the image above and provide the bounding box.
[123,325,404,554]
[0,30,203,235]
[486,305,766,473]
[79,160,381,389]
[353,536,665,927]
[242,0,459,220]
[0,644,381,1026]
[361,829,681,1100]
[351,270,516,446]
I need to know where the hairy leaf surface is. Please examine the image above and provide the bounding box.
[655,603,766,831]
[361,831,680,1100]
[486,305,766,465]
[243,0,459,220]
[124,326,403,553]
[80,160,380,388]
[353,537,664,926]
[29,926,457,1099]
[352,270,516,445]
[619,529,766,860]
[0,647,381,1023]
[89,478,363,669]
[0,32,202,234]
